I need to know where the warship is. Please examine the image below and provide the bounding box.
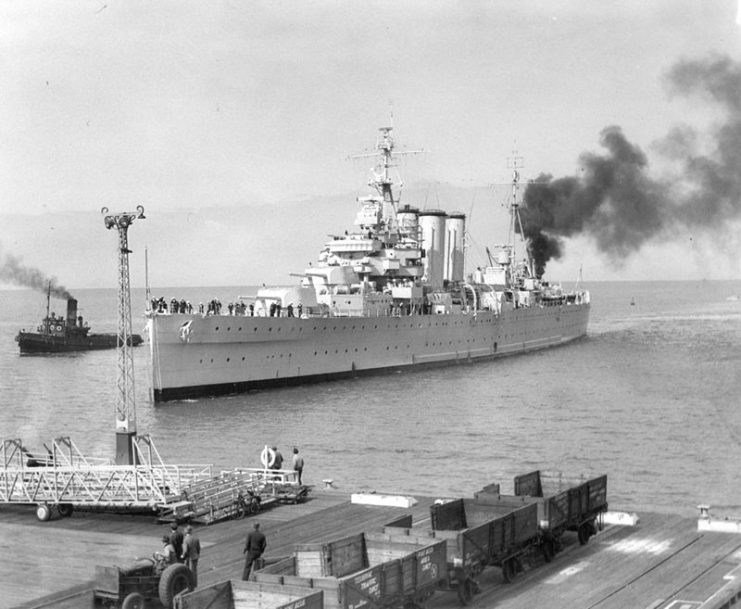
[147,126,590,401]
[16,291,143,353]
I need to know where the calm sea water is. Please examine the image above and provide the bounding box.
[1,281,740,517]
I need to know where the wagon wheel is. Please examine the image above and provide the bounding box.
[456,577,474,606]
[542,539,555,563]
[57,503,74,518]
[417,589,436,604]
[121,592,146,609]
[578,521,594,545]
[501,558,516,583]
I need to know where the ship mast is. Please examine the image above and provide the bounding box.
[349,121,424,236]
[45,281,51,334]
[506,154,533,280]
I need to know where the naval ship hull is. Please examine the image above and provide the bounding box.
[148,302,589,401]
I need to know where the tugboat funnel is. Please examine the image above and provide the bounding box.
[66,298,78,327]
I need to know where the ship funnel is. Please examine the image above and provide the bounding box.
[66,298,78,327]
[444,212,465,283]
[419,210,447,289]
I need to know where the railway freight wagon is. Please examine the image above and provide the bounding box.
[383,499,540,604]
[252,531,448,609]
[175,580,323,609]
[473,471,608,558]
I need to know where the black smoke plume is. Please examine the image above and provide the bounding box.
[0,244,72,299]
[520,53,741,278]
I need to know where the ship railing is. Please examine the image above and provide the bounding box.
[237,467,301,489]
[179,469,261,503]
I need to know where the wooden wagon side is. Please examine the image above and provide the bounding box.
[476,470,609,555]
[253,531,447,609]
[175,579,324,609]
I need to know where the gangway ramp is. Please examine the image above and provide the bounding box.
[0,436,213,520]
[161,468,305,525]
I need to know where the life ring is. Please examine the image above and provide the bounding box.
[55,325,62,332]
[260,445,276,468]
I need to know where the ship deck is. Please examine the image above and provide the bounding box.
[4,489,741,609]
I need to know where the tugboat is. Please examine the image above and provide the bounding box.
[16,287,143,353]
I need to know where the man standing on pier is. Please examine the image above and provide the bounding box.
[242,522,266,580]
[292,447,304,484]
[181,525,201,587]
[169,522,184,563]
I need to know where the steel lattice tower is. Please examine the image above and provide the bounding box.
[102,205,145,465]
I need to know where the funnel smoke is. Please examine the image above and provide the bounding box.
[0,245,72,299]
[520,54,741,277]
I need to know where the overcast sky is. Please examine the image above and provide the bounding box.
[1,1,741,289]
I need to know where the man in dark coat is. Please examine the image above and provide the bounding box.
[182,524,201,586]
[169,522,184,563]
[242,522,267,580]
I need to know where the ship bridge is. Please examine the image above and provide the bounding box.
[326,235,380,255]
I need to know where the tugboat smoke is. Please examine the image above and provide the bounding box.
[0,244,72,299]
[520,54,741,277]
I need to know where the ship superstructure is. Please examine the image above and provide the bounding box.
[147,126,590,401]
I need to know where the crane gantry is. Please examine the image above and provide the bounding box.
[102,205,145,465]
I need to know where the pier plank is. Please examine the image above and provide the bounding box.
[428,512,741,609]
[5,494,741,609]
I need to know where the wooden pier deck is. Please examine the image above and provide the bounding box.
[3,490,741,609]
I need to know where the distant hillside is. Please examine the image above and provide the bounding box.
[0,181,514,290]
